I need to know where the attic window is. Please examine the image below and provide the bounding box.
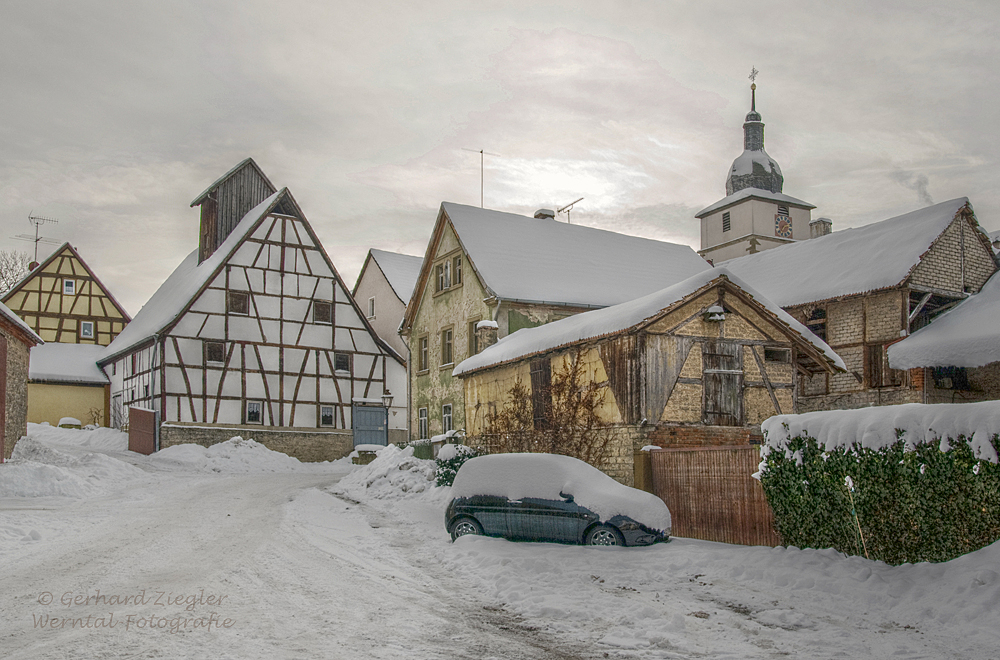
[722,212,731,232]
[367,297,375,319]
[334,352,351,373]
[313,300,333,324]
[63,279,76,295]
[227,290,250,315]
[80,321,94,340]
[703,305,726,322]
[806,308,827,341]
[204,341,225,364]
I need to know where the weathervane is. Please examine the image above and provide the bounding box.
[749,67,759,84]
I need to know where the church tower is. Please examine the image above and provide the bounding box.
[696,76,816,263]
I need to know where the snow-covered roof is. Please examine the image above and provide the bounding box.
[696,187,815,218]
[453,267,845,377]
[29,343,108,384]
[888,271,1000,369]
[102,190,284,362]
[729,150,782,178]
[0,299,42,345]
[442,202,711,308]
[369,249,422,303]
[722,198,971,308]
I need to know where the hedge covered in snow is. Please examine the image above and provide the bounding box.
[759,402,1000,565]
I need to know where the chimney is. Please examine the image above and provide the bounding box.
[810,217,832,239]
[533,209,556,220]
[475,320,499,351]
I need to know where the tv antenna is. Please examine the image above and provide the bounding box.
[14,213,60,262]
[462,148,500,208]
[557,198,584,224]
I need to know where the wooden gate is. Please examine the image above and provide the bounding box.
[128,407,158,455]
[352,404,387,446]
[650,445,780,546]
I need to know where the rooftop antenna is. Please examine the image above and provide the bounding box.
[557,197,584,224]
[14,213,60,263]
[462,148,500,208]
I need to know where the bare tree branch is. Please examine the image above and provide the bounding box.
[0,250,31,295]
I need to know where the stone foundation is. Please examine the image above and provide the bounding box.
[159,423,354,462]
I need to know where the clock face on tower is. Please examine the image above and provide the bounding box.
[775,214,792,238]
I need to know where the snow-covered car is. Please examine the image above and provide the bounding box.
[445,453,671,546]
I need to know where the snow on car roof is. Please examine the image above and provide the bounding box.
[888,271,1000,369]
[443,202,711,309]
[722,197,971,307]
[451,453,671,533]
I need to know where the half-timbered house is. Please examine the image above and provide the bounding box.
[0,300,43,460]
[99,161,406,458]
[401,202,712,442]
[453,268,844,485]
[724,198,998,412]
[2,242,129,426]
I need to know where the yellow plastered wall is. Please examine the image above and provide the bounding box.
[27,383,108,426]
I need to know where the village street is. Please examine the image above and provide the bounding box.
[1,428,998,659]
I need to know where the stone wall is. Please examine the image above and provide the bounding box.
[2,328,31,460]
[909,215,997,294]
[160,423,354,462]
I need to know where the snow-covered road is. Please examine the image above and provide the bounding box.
[2,426,999,659]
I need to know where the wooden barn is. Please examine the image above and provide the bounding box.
[453,268,845,486]
[98,159,406,459]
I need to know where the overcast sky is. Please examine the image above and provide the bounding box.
[3,0,999,315]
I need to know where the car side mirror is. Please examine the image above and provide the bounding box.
[559,491,574,503]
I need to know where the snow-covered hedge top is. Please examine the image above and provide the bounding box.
[761,401,1000,464]
[723,197,970,308]
[888,271,1000,369]
[451,453,672,532]
[454,268,845,376]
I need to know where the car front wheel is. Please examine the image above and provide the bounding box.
[585,524,625,546]
[449,517,484,541]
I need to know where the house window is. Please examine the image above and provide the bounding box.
[63,279,76,295]
[204,341,226,364]
[442,404,453,433]
[334,352,351,373]
[112,362,116,376]
[441,328,453,365]
[313,300,332,324]
[80,321,94,339]
[436,260,452,292]
[418,336,429,372]
[320,405,335,427]
[764,348,791,363]
[131,354,137,375]
[722,212,731,233]
[228,290,250,315]
[367,297,375,319]
[418,408,428,440]
[806,308,827,342]
[468,320,480,356]
[246,400,263,424]
[144,384,149,397]
[453,255,462,286]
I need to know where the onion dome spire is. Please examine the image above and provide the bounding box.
[725,70,783,196]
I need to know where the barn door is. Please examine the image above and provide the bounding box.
[352,404,387,446]
[702,340,742,426]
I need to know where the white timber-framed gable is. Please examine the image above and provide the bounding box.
[101,183,406,453]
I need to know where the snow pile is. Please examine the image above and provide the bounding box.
[762,401,1000,463]
[436,443,477,461]
[148,437,327,473]
[27,422,128,451]
[335,444,441,501]
[452,453,671,533]
[0,438,145,498]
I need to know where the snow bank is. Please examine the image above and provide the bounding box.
[27,422,128,451]
[0,438,144,498]
[335,444,443,501]
[148,437,327,473]
[762,401,1000,463]
[452,453,671,532]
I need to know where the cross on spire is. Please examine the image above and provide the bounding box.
[748,67,759,111]
[749,67,759,83]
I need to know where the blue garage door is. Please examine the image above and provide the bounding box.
[352,405,387,446]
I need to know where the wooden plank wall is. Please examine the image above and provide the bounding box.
[650,445,780,546]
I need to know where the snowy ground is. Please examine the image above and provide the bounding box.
[1,426,998,659]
